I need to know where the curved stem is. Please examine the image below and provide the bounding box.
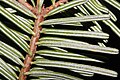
[45,0,68,14]
[18,0,68,80]
[19,13,44,80]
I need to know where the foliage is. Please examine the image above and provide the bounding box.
[0,0,120,80]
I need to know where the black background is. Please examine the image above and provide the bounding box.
[0,0,120,80]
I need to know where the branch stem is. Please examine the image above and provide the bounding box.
[45,0,68,14]
[18,13,44,80]
[18,0,68,80]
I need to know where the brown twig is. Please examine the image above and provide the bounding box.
[45,0,68,14]
[18,13,44,80]
[18,0,68,80]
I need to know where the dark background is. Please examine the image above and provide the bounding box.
[85,1,120,80]
[0,0,120,80]
[44,1,120,80]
